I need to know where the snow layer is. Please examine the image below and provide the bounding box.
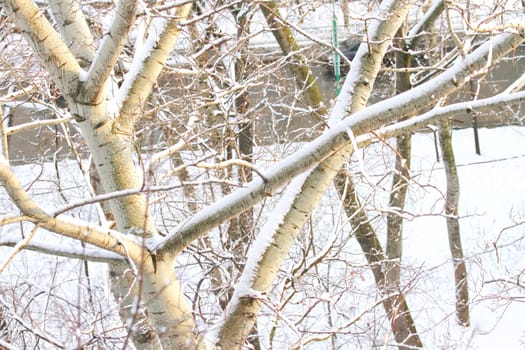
[404,126,525,349]
[1,127,525,348]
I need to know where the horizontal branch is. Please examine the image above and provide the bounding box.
[361,90,525,147]
[0,157,147,265]
[196,159,267,182]
[152,31,525,256]
[0,233,124,263]
[6,116,73,136]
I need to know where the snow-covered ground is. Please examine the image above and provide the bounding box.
[403,126,525,349]
[341,125,525,349]
[255,126,525,349]
[1,126,525,349]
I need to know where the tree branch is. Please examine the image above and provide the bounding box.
[407,0,445,40]
[82,0,138,103]
[0,224,40,274]
[260,1,328,121]
[114,3,192,135]
[3,0,82,96]
[215,0,417,345]
[154,31,525,257]
[5,116,73,136]
[48,0,95,66]
[361,90,525,145]
[0,233,124,263]
[0,157,147,265]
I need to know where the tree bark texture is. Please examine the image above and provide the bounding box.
[3,0,200,347]
[438,118,470,326]
[385,27,414,298]
[334,175,423,349]
[216,0,416,347]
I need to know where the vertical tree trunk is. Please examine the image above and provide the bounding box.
[438,119,470,326]
[334,25,421,349]
[225,7,260,348]
[384,25,413,319]
[384,133,411,290]
[216,0,417,347]
[334,175,422,349]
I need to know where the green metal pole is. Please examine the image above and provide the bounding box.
[332,1,341,95]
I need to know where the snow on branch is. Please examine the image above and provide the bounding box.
[0,159,145,264]
[114,3,192,135]
[361,90,525,147]
[82,0,138,103]
[0,232,124,263]
[153,30,525,257]
[407,0,445,40]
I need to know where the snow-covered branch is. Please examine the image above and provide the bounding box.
[361,90,525,146]
[0,85,35,102]
[154,31,525,255]
[114,3,192,135]
[0,158,146,264]
[215,0,417,345]
[407,0,445,40]
[83,0,138,102]
[0,233,124,263]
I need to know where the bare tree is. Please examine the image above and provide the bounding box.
[0,0,525,348]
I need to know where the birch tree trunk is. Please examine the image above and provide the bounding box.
[215,0,415,347]
[258,2,422,347]
[2,0,201,347]
[211,6,525,350]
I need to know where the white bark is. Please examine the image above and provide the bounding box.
[82,0,138,102]
[3,0,82,96]
[48,0,95,65]
[3,0,199,347]
[0,157,144,259]
[155,30,525,259]
[215,0,415,346]
[115,4,193,135]
[0,234,125,262]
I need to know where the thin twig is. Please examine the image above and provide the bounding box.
[0,224,41,274]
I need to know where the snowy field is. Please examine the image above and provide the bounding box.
[1,125,525,349]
